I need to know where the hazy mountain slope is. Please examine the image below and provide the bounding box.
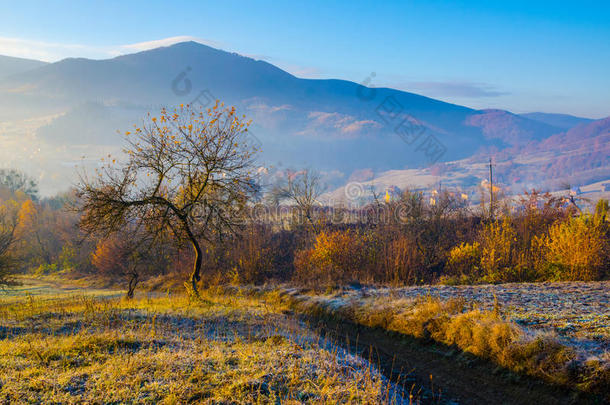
[0,55,47,80]
[324,116,610,205]
[465,109,561,144]
[36,102,143,145]
[519,112,594,131]
[1,41,604,195]
[493,117,610,188]
[0,42,564,172]
[0,42,296,105]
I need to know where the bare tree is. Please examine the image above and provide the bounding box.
[0,201,18,286]
[91,229,160,299]
[271,170,322,231]
[558,183,588,215]
[0,169,38,200]
[76,103,258,296]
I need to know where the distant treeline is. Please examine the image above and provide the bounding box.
[1,172,608,292]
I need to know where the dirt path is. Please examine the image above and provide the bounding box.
[306,316,602,405]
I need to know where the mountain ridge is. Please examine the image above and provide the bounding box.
[0,54,48,81]
[519,112,594,130]
[0,41,607,195]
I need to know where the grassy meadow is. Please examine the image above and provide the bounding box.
[1,278,608,404]
[0,280,411,404]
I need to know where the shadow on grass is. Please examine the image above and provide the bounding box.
[304,314,606,405]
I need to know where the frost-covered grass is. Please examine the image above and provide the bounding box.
[351,282,609,337]
[290,281,610,355]
[0,289,405,404]
[3,279,607,402]
[236,285,610,398]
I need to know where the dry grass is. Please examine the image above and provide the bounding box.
[244,287,610,398]
[0,288,406,404]
[3,280,607,402]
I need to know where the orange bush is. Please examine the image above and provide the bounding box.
[538,215,608,281]
[294,229,377,285]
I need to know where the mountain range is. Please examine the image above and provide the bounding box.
[0,41,608,198]
[0,55,48,81]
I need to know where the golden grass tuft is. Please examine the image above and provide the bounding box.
[243,286,610,398]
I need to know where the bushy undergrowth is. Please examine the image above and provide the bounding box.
[225,193,609,287]
[2,184,609,296]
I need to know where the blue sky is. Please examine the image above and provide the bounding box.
[1,0,609,118]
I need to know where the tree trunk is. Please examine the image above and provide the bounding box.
[126,271,138,299]
[190,238,203,296]
[179,218,203,298]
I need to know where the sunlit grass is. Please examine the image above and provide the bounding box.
[0,288,402,404]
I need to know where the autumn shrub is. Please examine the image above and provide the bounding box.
[0,198,19,285]
[228,226,271,284]
[14,197,84,272]
[229,225,292,284]
[377,233,425,284]
[198,226,298,285]
[511,190,572,272]
[293,229,378,285]
[537,215,608,281]
[478,217,524,283]
[33,263,58,276]
[444,242,481,283]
